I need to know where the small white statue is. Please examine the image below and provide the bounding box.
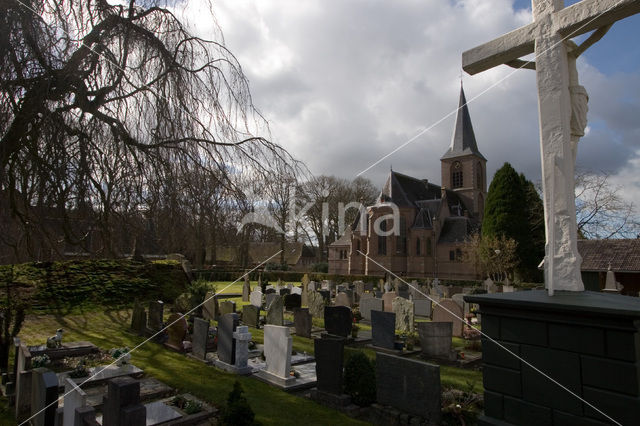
[46,328,64,348]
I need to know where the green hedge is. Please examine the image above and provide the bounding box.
[0,259,188,313]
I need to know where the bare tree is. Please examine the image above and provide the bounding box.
[0,0,297,261]
[575,170,640,239]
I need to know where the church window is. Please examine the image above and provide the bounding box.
[426,237,432,256]
[416,238,421,256]
[356,240,361,253]
[449,250,455,261]
[456,248,463,261]
[452,161,463,188]
[476,163,483,190]
[378,220,387,255]
[396,217,407,255]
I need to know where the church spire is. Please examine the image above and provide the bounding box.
[441,85,486,161]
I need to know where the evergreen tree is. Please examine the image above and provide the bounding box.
[222,381,259,426]
[482,163,543,281]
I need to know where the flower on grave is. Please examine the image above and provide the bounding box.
[109,347,131,364]
[32,354,51,368]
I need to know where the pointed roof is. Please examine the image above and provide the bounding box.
[441,85,486,161]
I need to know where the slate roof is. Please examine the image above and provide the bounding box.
[438,216,476,243]
[441,86,486,161]
[578,239,640,272]
[380,171,441,207]
[331,228,352,247]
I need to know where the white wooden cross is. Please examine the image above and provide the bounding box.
[463,0,640,294]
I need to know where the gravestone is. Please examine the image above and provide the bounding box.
[484,278,496,294]
[165,313,188,352]
[218,313,239,365]
[249,290,263,309]
[284,293,301,311]
[413,299,432,318]
[308,281,317,291]
[232,326,252,374]
[318,289,331,304]
[191,318,210,360]
[291,286,302,295]
[301,273,310,288]
[360,297,384,321]
[63,378,86,426]
[130,303,147,335]
[301,280,310,306]
[308,291,326,318]
[354,281,365,300]
[261,325,294,385]
[294,308,312,338]
[417,322,456,361]
[266,295,284,326]
[432,299,464,337]
[30,368,58,426]
[242,304,260,328]
[382,291,397,312]
[324,306,352,338]
[219,300,236,316]
[343,289,354,305]
[279,288,291,296]
[148,301,164,331]
[15,343,32,421]
[265,288,276,295]
[202,291,218,321]
[502,284,515,293]
[334,292,351,308]
[451,293,470,315]
[371,310,396,350]
[265,293,279,310]
[376,353,441,423]
[314,335,345,395]
[102,377,146,426]
[242,277,251,302]
[392,297,414,333]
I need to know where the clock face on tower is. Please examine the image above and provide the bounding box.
[454,161,461,169]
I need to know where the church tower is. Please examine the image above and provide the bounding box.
[440,85,487,219]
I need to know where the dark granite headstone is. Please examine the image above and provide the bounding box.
[284,293,302,311]
[465,290,640,426]
[130,303,147,335]
[219,300,236,316]
[147,301,164,331]
[294,308,312,338]
[279,288,291,296]
[102,377,146,426]
[265,293,278,309]
[371,310,396,349]
[218,313,239,365]
[376,353,441,422]
[191,318,210,360]
[318,290,331,304]
[265,288,276,295]
[324,306,352,338]
[314,335,345,395]
[242,304,260,328]
[30,368,58,426]
[417,321,455,361]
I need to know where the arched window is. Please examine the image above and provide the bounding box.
[452,161,463,188]
[416,238,421,256]
[476,162,483,190]
[377,220,387,255]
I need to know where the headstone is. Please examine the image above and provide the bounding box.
[63,378,86,426]
[308,281,317,291]
[279,288,291,296]
[413,299,432,318]
[308,291,326,318]
[314,335,345,395]
[376,353,441,422]
[392,297,414,333]
[262,325,293,383]
[381,291,397,312]
[30,368,58,426]
[219,300,236,316]
[284,293,301,311]
[291,286,302,295]
[15,344,32,420]
[232,326,252,374]
[130,303,147,335]
[301,273,310,288]
[484,278,496,294]
[360,297,383,321]
[202,291,218,321]
[165,313,187,352]
[266,295,284,326]
[147,301,164,331]
[294,308,312,338]
[502,284,515,293]
[371,310,396,349]
[102,377,146,426]
[302,280,310,306]
[218,313,239,365]
[265,288,276,295]
[242,277,251,302]
[318,289,331,304]
[249,290,263,309]
[191,318,210,360]
[324,306,352,338]
[452,293,470,315]
[334,292,351,308]
[417,322,456,361]
[265,293,278,309]
[242,304,260,328]
[354,281,365,299]
[432,299,464,337]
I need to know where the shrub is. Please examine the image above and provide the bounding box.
[311,262,328,273]
[343,351,376,406]
[222,381,260,426]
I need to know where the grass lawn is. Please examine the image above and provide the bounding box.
[1,281,483,425]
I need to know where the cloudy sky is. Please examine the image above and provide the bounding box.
[182,0,640,207]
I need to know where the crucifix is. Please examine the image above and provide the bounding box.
[463,0,640,294]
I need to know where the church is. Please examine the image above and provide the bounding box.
[329,86,486,280]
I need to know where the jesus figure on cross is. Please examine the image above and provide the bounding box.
[462,0,640,294]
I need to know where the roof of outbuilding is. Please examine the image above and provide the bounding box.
[578,239,640,272]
